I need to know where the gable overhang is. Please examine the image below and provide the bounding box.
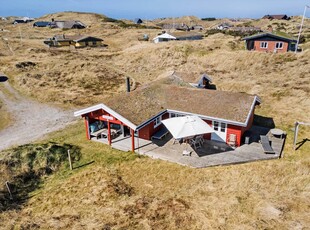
[74,104,137,130]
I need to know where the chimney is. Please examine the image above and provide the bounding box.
[126,77,130,93]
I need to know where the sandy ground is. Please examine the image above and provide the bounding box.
[0,78,76,152]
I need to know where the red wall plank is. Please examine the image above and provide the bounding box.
[254,40,289,53]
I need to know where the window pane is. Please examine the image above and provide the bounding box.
[220,123,226,132]
[214,121,219,131]
[260,42,267,48]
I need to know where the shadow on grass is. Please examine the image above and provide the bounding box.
[73,160,95,170]
[253,114,275,129]
[296,138,310,151]
[0,142,81,212]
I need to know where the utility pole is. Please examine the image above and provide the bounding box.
[295,5,310,53]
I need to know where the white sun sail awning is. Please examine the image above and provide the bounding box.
[161,115,214,139]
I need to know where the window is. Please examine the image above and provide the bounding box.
[170,113,184,118]
[213,121,226,132]
[213,121,219,131]
[93,41,97,46]
[260,42,268,49]
[154,116,162,128]
[220,123,226,132]
[275,42,283,49]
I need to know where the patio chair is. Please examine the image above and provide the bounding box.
[196,135,204,146]
[190,136,203,149]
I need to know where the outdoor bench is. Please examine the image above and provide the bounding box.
[260,135,275,154]
[151,127,169,140]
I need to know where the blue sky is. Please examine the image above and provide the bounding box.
[0,0,309,19]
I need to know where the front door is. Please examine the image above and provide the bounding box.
[211,121,227,142]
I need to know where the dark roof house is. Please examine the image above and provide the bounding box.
[44,35,103,48]
[134,18,143,24]
[242,32,297,53]
[33,21,50,27]
[13,17,34,24]
[172,32,203,41]
[262,15,290,20]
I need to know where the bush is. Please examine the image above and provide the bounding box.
[201,17,216,21]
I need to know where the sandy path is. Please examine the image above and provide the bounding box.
[0,79,76,151]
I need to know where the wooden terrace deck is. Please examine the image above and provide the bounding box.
[92,126,285,168]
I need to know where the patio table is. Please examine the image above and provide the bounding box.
[270,128,284,139]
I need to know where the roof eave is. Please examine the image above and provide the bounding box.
[242,33,297,42]
[166,109,248,127]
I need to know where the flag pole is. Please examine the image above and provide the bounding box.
[295,5,309,53]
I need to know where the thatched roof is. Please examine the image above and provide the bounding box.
[105,83,259,127]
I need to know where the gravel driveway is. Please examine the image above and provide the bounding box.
[0,79,76,152]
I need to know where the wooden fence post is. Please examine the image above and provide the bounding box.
[5,181,13,200]
[68,150,73,170]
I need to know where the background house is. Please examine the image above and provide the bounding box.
[134,18,143,24]
[262,14,290,20]
[153,32,203,43]
[161,23,190,31]
[13,17,34,24]
[172,32,203,41]
[242,32,297,53]
[33,21,50,27]
[49,20,86,29]
[44,35,103,48]
[153,33,176,43]
[230,27,262,33]
[217,23,232,30]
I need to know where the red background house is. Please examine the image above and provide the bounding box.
[243,33,297,53]
[74,84,261,151]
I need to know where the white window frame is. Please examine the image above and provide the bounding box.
[213,121,226,133]
[275,42,283,49]
[220,122,226,133]
[154,116,162,128]
[213,121,219,131]
[260,42,268,49]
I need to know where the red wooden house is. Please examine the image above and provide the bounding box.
[242,32,297,53]
[74,84,261,151]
